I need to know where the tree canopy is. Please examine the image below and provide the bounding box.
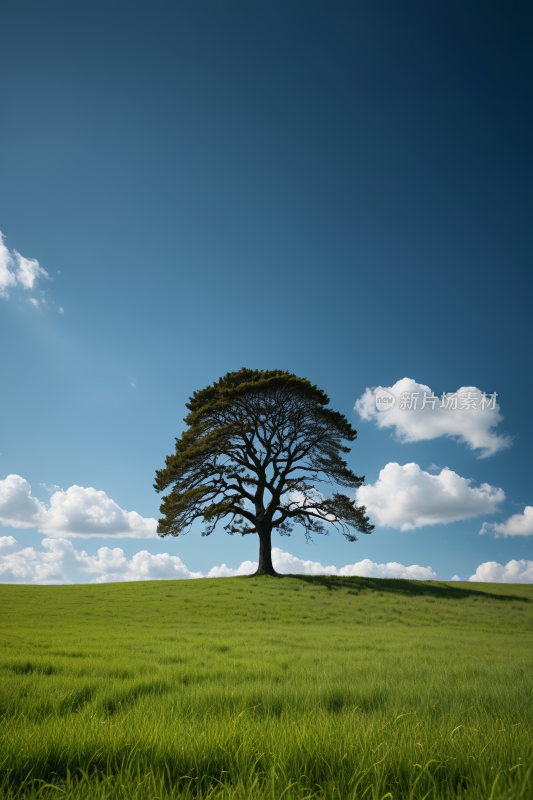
[154,368,373,575]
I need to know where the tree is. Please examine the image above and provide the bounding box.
[154,369,373,576]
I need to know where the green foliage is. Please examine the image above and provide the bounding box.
[1,578,532,798]
[154,369,373,569]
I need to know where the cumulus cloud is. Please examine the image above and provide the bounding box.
[469,560,533,583]
[355,462,504,531]
[355,377,511,457]
[207,560,258,578]
[42,485,158,538]
[0,475,158,539]
[450,575,461,581]
[0,535,18,552]
[207,548,436,580]
[0,231,50,298]
[480,506,533,538]
[0,536,71,584]
[82,548,203,583]
[0,538,437,584]
[0,537,203,584]
[58,307,64,314]
[338,559,436,580]
[4,536,530,586]
[0,475,46,528]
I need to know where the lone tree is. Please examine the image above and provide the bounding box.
[154,369,373,576]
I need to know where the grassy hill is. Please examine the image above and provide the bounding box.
[1,575,532,799]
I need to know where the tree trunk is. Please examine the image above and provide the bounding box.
[253,525,278,576]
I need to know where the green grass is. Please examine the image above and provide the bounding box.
[0,575,532,799]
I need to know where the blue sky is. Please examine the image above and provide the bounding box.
[1,0,531,584]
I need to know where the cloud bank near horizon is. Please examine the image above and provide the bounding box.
[355,377,511,457]
[468,560,533,583]
[0,537,437,584]
[1,536,530,585]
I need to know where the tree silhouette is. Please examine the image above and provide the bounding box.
[154,369,373,576]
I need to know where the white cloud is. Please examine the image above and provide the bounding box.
[0,535,18,552]
[14,251,49,289]
[84,548,203,583]
[338,559,436,580]
[207,548,436,580]
[355,377,511,457]
[0,475,158,539]
[0,475,46,528]
[58,307,64,314]
[469,560,533,583]
[0,537,71,584]
[0,233,17,296]
[28,297,40,309]
[5,537,531,586]
[0,231,50,299]
[42,485,158,538]
[480,506,533,538]
[207,560,258,578]
[0,538,437,584]
[274,548,336,575]
[355,462,504,531]
[0,537,203,584]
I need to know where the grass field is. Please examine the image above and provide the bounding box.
[0,574,532,799]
